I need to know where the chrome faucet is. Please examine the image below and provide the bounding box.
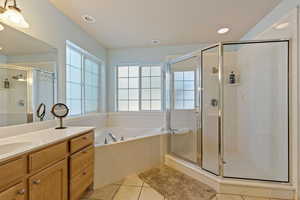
[108,132,117,142]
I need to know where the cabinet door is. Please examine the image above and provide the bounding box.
[29,159,67,200]
[0,182,26,200]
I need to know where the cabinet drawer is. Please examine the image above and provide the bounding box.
[70,145,94,178]
[29,142,67,172]
[70,132,94,153]
[70,165,94,200]
[0,182,26,200]
[0,157,26,189]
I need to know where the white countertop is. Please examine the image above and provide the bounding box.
[0,126,95,163]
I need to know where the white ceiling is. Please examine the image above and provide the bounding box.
[49,0,281,49]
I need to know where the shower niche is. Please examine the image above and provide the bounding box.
[166,40,290,183]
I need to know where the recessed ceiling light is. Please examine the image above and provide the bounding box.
[0,46,3,50]
[0,24,3,31]
[152,39,160,45]
[217,27,230,34]
[274,22,289,30]
[82,14,96,24]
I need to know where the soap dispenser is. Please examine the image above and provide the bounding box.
[229,71,236,84]
[4,78,10,88]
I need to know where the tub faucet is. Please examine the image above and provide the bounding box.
[108,132,117,142]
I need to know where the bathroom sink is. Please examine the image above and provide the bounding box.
[0,142,33,155]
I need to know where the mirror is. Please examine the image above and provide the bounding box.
[51,103,69,129]
[51,103,69,118]
[36,103,46,121]
[0,23,57,127]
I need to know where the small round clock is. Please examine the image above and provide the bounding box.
[51,103,69,129]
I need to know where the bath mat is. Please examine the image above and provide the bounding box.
[138,165,216,200]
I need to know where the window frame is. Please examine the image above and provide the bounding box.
[66,41,103,116]
[116,64,163,112]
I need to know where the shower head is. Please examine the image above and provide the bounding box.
[12,74,26,81]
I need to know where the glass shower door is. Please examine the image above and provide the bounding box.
[169,56,200,163]
[222,41,289,182]
[201,46,220,175]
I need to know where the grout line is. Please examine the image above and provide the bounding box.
[137,182,145,200]
[120,185,144,187]
[111,184,122,200]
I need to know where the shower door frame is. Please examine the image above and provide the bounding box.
[167,52,202,165]
[167,39,291,183]
[202,39,291,183]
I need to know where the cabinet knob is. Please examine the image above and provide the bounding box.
[82,171,87,175]
[82,136,88,140]
[33,179,41,184]
[17,189,26,195]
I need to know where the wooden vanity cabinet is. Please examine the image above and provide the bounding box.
[0,182,26,200]
[70,132,94,153]
[0,130,95,200]
[69,132,94,200]
[29,159,68,200]
[29,142,68,173]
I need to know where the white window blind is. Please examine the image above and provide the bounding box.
[66,42,101,115]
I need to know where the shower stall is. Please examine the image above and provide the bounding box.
[166,40,290,183]
[0,65,55,126]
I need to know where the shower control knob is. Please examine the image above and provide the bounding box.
[211,99,218,107]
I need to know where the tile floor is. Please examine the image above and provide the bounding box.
[82,166,289,200]
[82,174,165,200]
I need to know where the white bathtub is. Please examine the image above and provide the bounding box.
[94,127,165,146]
[93,127,169,188]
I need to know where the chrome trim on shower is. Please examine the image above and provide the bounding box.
[166,39,291,184]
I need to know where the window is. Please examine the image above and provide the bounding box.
[141,66,161,111]
[117,66,139,111]
[174,71,195,109]
[117,65,161,111]
[66,41,101,116]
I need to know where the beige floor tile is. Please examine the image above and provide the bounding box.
[122,174,144,187]
[216,194,243,200]
[90,184,120,200]
[139,187,164,200]
[243,196,269,200]
[113,186,141,200]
